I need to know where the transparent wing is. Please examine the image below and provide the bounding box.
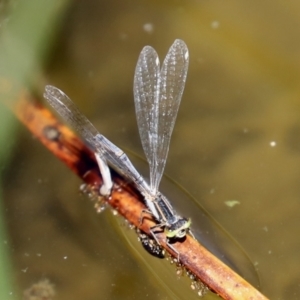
[44,85,115,195]
[153,39,189,191]
[134,46,160,194]
[44,85,151,195]
[44,85,102,151]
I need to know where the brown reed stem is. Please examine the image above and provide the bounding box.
[9,88,269,300]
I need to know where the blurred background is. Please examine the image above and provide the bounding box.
[1,0,300,299]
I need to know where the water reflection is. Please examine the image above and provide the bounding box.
[117,152,260,296]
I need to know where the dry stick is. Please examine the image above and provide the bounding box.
[11,90,269,300]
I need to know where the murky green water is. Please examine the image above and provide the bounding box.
[1,1,300,299]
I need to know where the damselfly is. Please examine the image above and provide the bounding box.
[44,39,192,258]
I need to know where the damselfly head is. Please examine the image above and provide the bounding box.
[165,217,191,239]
